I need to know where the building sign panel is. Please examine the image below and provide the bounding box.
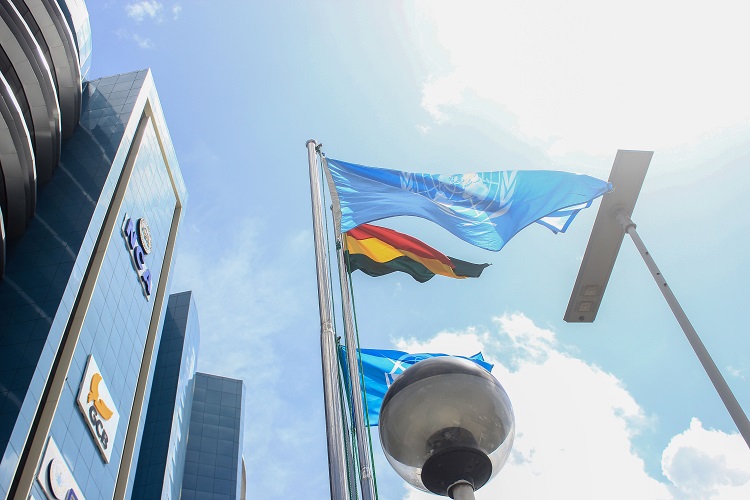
[76,355,120,463]
[122,213,154,299]
[36,437,85,500]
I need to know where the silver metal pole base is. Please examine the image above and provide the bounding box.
[449,481,476,500]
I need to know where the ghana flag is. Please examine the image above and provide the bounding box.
[344,224,489,282]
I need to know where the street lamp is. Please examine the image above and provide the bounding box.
[379,357,515,499]
[565,149,750,448]
[564,150,652,323]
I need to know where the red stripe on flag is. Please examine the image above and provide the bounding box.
[346,224,454,268]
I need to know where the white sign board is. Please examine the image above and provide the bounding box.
[76,355,120,463]
[36,437,85,500]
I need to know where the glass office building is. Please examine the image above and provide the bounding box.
[133,291,200,500]
[0,1,246,499]
[180,373,246,500]
[133,294,247,500]
[0,63,188,498]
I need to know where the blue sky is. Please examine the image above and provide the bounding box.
[88,2,750,498]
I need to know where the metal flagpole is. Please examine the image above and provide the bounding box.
[616,211,750,449]
[315,150,377,499]
[307,139,351,499]
[331,198,377,500]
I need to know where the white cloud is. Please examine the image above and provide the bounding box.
[415,124,431,134]
[132,33,153,49]
[415,0,750,157]
[126,1,163,22]
[172,4,182,20]
[420,73,465,124]
[396,314,668,499]
[171,217,313,494]
[727,366,746,380]
[115,29,154,49]
[395,326,485,355]
[662,418,750,499]
[392,313,749,499]
[172,216,301,389]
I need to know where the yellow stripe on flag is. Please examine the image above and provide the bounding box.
[345,235,461,278]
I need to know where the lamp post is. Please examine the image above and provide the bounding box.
[565,149,750,449]
[379,357,515,499]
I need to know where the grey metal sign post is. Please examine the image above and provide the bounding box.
[565,150,750,449]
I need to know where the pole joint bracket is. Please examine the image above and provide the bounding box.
[322,321,335,337]
[360,466,372,479]
[614,210,636,233]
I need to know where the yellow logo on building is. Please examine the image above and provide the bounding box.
[77,355,120,463]
[87,373,114,421]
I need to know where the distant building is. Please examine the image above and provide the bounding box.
[133,291,200,500]
[181,373,246,500]
[133,293,248,500]
[0,1,245,499]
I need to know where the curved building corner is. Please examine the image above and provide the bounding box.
[0,2,249,500]
[0,0,91,277]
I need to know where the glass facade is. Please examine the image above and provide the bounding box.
[182,373,246,500]
[0,68,188,499]
[0,2,248,498]
[56,0,92,79]
[41,93,178,497]
[133,291,200,499]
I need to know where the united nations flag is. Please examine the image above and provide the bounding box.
[326,158,612,251]
[339,347,493,426]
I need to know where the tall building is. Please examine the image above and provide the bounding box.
[133,294,247,500]
[132,291,200,500]
[0,62,188,497]
[180,373,246,500]
[0,0,92,270]
[0,1,246,499]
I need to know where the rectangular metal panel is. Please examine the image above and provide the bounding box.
[564,150,653,322]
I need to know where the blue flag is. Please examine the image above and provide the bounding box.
[339,347,493,427]
[326,158,612,251]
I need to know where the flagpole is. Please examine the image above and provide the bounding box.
[616,211,750,449]
[335,222,377,500]
[307,139,351,499]
[323,153,378,500]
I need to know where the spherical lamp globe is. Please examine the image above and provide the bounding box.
[379,356,515,498]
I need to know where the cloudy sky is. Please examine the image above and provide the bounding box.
[88,1,749,498]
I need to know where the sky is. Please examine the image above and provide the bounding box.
[86,1,750,498]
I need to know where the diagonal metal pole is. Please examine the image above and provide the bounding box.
[616,211,750,449]
[307,139,351,499]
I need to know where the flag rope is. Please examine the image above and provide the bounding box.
[336,336,360,500]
